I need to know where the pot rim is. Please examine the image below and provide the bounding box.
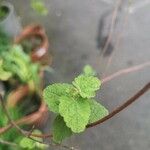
[0,2,14,23]
[5,85,48,127]
[14,24,50,63]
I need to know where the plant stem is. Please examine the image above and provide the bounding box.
[0,83,149,139]
[87,82,150,128]
[99,0,122,58]
[101,61,150,83]
[0,138,18,147]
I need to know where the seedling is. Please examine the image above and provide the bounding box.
[43,65,109,143]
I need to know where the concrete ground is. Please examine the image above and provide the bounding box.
[10,0,150,149]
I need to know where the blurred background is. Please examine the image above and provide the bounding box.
[4,0,150,149]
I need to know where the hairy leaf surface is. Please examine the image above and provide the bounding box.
[43,83,73,113]
[59,96,91,133]
[83,65,96,76]
[53,115,72,143]
[19,137,35,149]
[88,99,109,124]
[73,75,101,98]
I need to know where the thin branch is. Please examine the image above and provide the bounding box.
[0,95,52,139]
[102,1,130,78]
[0,138,18,147]
[0,60,149,140]
[1,82,149,140]
[0,137,75,150]
[101,61,150,83]
[0,65,150,139]
[87,82,150,128]
[0,124,51,138]
[27,125,35,137]
[0,95,76,150]
[0,95,26,135]
[100,0,122,57]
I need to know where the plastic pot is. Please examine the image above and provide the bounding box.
[6,85,48,126]
[0,2,22,37]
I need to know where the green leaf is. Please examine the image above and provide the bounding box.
[31,130,48,149]
[36,142,48,149]
[0,6,9,20]
[59,96,91,133]
[0,60,12,81]
[72,75,101,98]
[19,137,35,149]
[0,29,11,56]
[52,115,72,143]
[2,44,40,89]
[31,130,43,142]
[88,99,109,124]
[43,83,73,113]
[31,0,48,16]
[83,65,96,76]
[0,69,12,81]
[19,130,47,149]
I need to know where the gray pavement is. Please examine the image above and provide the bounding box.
[9,0,150,149]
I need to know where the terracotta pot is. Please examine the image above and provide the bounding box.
[14,24,52,65]
[0,25,52,134]
[6,85,48,126]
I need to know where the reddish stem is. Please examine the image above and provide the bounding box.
[87,82,150,128]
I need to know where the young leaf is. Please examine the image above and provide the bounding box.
[31,0,48,16]
[59,96,91,133]
[0,60,12,81]
[20,130,47,149]
[30,130,48,149]
[0,28,11,55]
[72,75,101,98]
[43,83,73,113]
[88,99,109,124]
[2,45,40,86]
[83,65,96,76]
[52,115,72,143]
[19,137,35,149]
[36,142,48,149]
[31,130,43,142]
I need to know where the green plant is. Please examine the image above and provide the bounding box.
[30,0,48,16]
[0,105,23,150]
[0,5,9,20]
[0,29,40,90]
[0,65,149,149]
[0,29,11,54]
[19,130,47,150]
[0,60,12,81]
[0,0,48,18]
[43,65,109,143]
[0,44,40,90]
[0,99,46,150]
